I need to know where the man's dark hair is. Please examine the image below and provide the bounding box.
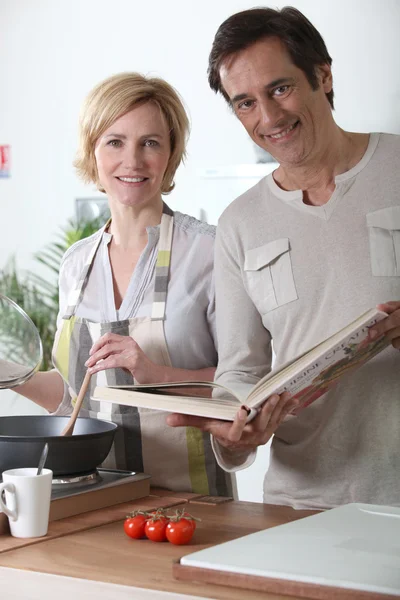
[208,6,334,109]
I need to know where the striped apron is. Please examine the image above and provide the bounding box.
[52,205,231,496]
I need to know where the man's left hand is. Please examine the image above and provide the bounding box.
[370,301,400,350]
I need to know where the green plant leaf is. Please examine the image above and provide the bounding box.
[1,215,106,371]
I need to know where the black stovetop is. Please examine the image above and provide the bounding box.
[51,469,150,500]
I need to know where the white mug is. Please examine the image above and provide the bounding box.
[0,467,52,538]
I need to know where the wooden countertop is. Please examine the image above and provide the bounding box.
[0,492,316,599]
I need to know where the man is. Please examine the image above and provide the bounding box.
[168,7,400,509]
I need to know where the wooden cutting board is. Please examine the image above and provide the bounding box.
[174,503,400,600]
[0,494,184,554]
[0,511,7,536]
[49,474,151,521]
[173,563,400,600]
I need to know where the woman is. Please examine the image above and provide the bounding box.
[15,72,231,496]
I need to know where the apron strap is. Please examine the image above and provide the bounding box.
[151,204,174,321]
[63,219,111,319]
[64,203,173,321]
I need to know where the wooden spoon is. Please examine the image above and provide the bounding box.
[61,371,92,436]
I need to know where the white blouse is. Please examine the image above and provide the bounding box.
[52,211,217,414]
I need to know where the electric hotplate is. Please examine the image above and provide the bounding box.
[51,468,150,500]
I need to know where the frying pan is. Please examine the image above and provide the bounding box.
[0,295,117,476]
[0,416,117,476]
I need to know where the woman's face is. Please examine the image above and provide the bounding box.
[94,102,171,210]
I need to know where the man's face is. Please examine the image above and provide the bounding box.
[219,37,333,167]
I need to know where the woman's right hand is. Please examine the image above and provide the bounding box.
[85,332,166,384]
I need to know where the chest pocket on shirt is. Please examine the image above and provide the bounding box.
[366,206,400,276]
[243,238,298,314]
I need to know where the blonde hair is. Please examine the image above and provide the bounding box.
[74,72,190,194]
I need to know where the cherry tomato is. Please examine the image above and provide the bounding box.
[144,517,169,542]
[182,512,197,532]
[166,518,195,545]
[124,514,147,539]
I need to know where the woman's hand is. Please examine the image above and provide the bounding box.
[85,333,165,384]
[167,392,299,454]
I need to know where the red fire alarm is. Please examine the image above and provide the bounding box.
[0,145,10,178]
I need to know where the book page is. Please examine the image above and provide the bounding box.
[110,380,242,402]
[92,387,242,421]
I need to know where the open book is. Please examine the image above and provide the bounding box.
[92,308,389,422]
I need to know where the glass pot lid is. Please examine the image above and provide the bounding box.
[0,294,43,389]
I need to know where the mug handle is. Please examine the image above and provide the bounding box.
[0,482,17,521]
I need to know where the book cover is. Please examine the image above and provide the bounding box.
[262,322,389,415]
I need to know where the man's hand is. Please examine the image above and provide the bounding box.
[167,392,299,453]
[370,301,400,350]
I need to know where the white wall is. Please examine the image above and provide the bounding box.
[1,0,399,271]
[1,0,399,501]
